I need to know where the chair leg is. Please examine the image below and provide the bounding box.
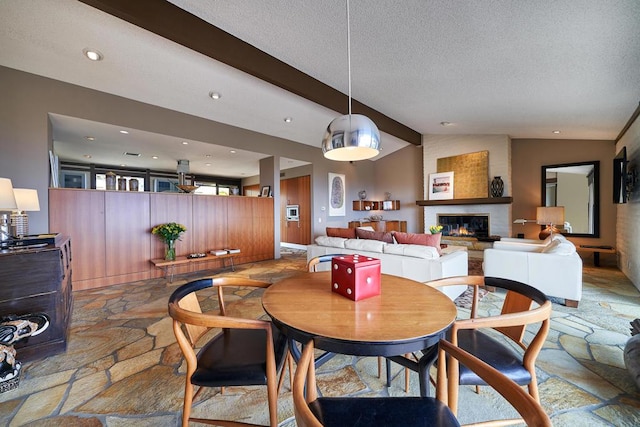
[182,381,194,427]
[405,366,410,392]
[475,385,480,394]
[377,356,382,378]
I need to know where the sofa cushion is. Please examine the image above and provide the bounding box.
[393,232,442,255]
[315,236,347,248]
[541,239,576,255]
[383,243,440,259]
[356,228,394,243]
[326,227,356,239]
[344,238,386,253]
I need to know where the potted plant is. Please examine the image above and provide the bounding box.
[152,222,187,261]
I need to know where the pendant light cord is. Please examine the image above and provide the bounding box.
[346,0,352,117]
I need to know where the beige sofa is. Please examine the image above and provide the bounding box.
[307,236,469,301]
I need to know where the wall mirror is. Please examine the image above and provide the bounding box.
[541,161,599,237]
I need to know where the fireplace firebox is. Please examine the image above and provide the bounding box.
[437,214,489,238]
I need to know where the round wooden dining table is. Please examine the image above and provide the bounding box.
[262,271,457,396]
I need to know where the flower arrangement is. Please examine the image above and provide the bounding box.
[151,222,187,243]
[429,225,443,234]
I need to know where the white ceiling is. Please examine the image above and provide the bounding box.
[1,0,639,177]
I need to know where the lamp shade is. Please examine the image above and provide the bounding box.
[536,206,564,225]
[322,114,381,161]
[13,188,40,212]
[0,178,17,210]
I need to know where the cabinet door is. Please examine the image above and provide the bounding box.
[105,191,150,276]
[49,189,106,282]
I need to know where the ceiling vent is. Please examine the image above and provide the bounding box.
[123,152,141,157]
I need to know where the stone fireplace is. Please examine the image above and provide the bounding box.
[437,213,489,238]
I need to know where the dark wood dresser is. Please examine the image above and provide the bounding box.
[0,236,72,361]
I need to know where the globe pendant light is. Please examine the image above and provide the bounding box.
[322,0,380,161]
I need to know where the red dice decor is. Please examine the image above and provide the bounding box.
[330,254,381,301]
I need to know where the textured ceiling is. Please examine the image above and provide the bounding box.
[1,0,639,177]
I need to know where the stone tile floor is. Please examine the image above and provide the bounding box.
[1,250,638,426]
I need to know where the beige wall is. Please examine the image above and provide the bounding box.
[511,138,617,248]
[372,144,424,233]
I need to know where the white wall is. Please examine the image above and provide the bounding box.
[422,134,512,237]
[616,113,640,290]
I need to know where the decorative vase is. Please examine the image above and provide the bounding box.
[105,171,117,191]
[358,190,367,200]
[165,240,176,261]
[490,176,504,197]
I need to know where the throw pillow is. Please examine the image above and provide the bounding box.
[315,236,347,248]
[326,227,356,239]
[541,239,576,255]
[393,232,442,255]
[344,238,386,253]
[355,228,394,243]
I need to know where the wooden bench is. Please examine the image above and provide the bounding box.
[150,252,238,282]
[577,245,616,267]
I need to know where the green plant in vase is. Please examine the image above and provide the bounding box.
[151,222,187,261]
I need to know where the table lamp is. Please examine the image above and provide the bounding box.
[11,188,40,237]
[0,178,18,245]
[536,206,565,240]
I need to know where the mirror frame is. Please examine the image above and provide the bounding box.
[541,161,600,238]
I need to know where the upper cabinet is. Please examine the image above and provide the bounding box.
[352,200,400,211]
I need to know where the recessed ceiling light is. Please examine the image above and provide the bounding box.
[205,154,212,158]
[85,136,95,141]
[182,141,188,145]
[230,150,236,154]
[440,121,453,127]
[152,156,159,160]
[83,48,103,61]
[552,130,561,134]
[119,130,129,134]
[209,91,221,100]
[120,164,126,167]
[83,154,92,159]
[284,117,293,123]
[205,163,211,166]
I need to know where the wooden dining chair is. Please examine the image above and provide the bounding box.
[426,275,551,426]
[168,277,290,427]
[287,254,345,369]
[386,275,551,421]
[293,339,552,427]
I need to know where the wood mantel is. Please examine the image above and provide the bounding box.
[416,197,513,206]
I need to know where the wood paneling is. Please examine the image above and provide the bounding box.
[49,189,106,282]
[253,197,274,259]
[49,189,274,289]
[227,196,254,263]
[105,192,151,276]
[150,192,194,276]
[280,175,311,245]
[192,195,229,271]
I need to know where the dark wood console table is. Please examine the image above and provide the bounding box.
[0,236,72,361]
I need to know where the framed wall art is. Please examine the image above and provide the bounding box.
[428,172,454,200]
[328,173,346,216]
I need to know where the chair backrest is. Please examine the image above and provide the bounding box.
[307,254,343,272]
[435,340,552,426]
[168,276,274,346]
[293,339,551,427]
[425,275,552,349]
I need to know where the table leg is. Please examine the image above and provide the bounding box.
[594,252,600,267]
